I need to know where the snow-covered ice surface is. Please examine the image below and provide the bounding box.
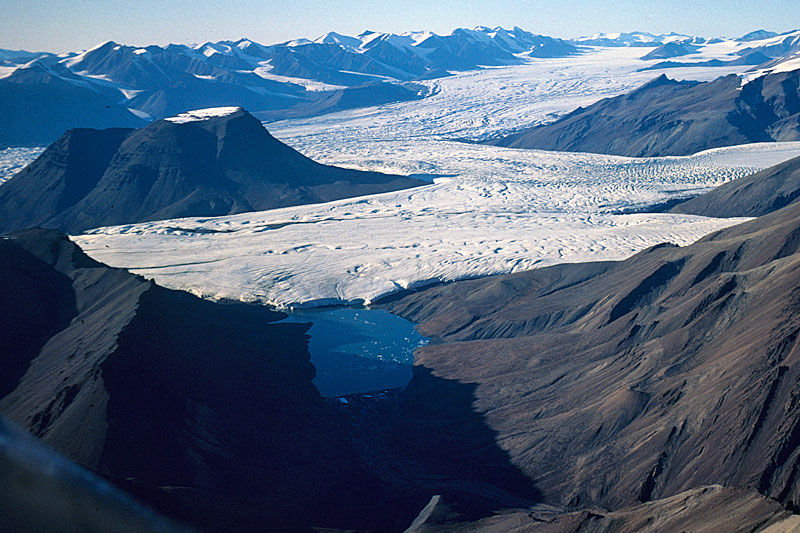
[268,47,750,145]
[77,207,752,308]
[74,140,797,308]
[164,106,242,123]
[0,147,45,185]
[73,48,800,308]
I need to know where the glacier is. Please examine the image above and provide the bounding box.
[35,47,800,307]
[0,147,45,185]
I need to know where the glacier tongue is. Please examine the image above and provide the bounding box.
[75,209,750,309]
[72,140,800,309]
[71,48,800,308]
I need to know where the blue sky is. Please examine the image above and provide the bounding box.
[2,0,799,52]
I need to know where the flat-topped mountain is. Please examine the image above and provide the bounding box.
[0,107,424,234]
[488,68,800,157]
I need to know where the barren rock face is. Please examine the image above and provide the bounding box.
[0,229,390,530]
[671,155,800,218]
[384,196,800,515]
[406,486,797,532]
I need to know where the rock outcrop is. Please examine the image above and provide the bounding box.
[405,486,798,532]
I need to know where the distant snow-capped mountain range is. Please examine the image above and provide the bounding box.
[2,26,800,148]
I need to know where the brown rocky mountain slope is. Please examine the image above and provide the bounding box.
[405,486,800,532]
[486,70,800,157]
[0,228,399,531]
[383,195,800,518]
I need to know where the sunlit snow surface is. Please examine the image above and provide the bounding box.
[73,48,800,308]
[269,47,750,145]
[164,106,242,123]
[0,147,45,185]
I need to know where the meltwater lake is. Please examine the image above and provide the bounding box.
[279,307,428,398]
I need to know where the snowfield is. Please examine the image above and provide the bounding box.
[0,147,45,185]
[52,48,800,307]
[73,139,800,308]
[270,47,750,146]
[164,106,242,124]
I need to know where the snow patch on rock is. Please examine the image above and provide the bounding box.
[164,106,242,124]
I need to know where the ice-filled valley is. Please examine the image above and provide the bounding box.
[9,47,800,308]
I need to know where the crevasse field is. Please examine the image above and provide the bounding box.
[0,147,45,186]
[41,47,800,307]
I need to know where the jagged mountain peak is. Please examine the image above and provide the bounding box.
[86,39,122,51]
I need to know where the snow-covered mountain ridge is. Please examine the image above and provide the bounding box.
[4,26,800,149]
[0,26,580,126]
